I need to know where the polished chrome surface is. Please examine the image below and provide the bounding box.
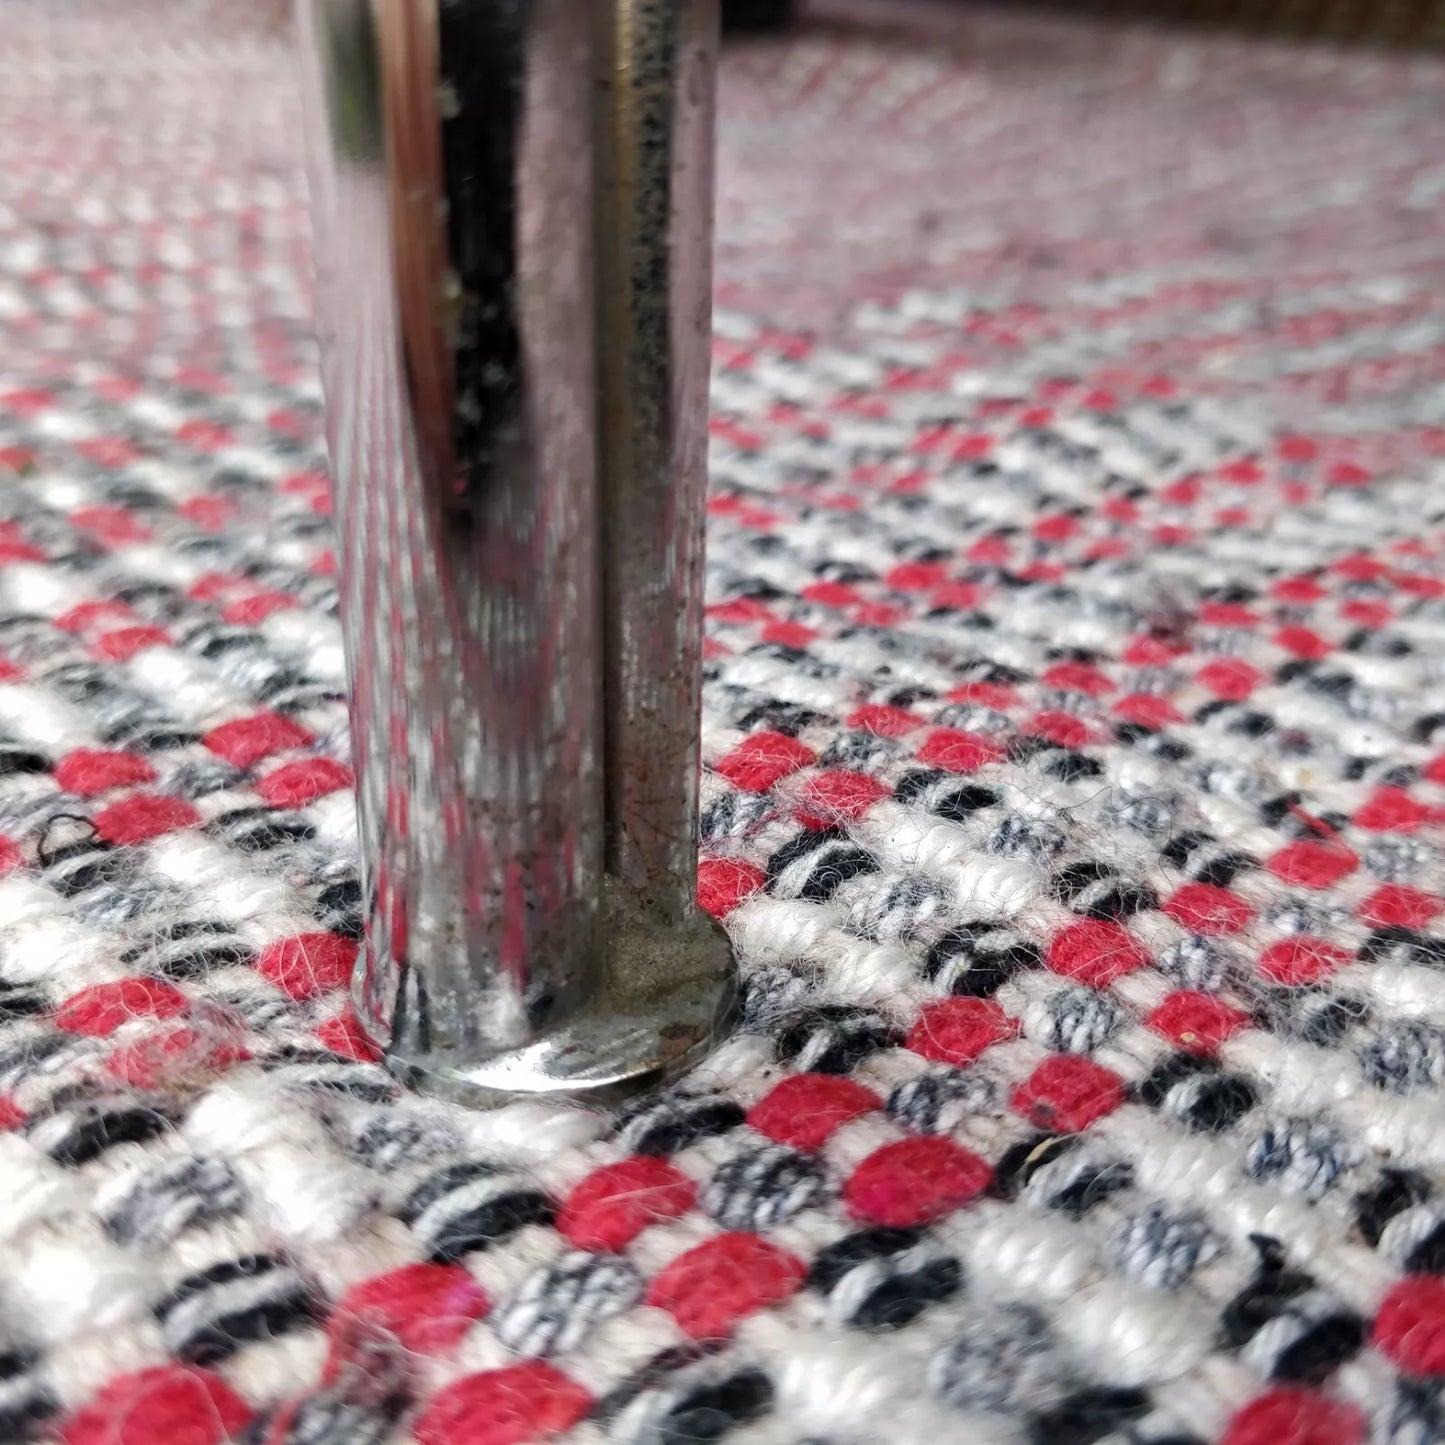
[597,0,719,927]
[296,0,734,1104]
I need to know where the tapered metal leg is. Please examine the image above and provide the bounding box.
[296,0,735,1105]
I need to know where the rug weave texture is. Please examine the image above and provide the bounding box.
[3,4,1445,1443]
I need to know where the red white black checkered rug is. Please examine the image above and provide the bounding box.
[3,3,1445,1442]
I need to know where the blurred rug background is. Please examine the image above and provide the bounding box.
[2,3,1445,1443]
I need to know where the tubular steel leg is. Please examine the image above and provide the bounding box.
[296,0,735,1106]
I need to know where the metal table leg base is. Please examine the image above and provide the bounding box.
[380,880,738,1109]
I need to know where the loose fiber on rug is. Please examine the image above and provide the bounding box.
[3,2,1445,1442]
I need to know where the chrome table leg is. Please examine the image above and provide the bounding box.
[296,0,736,1106]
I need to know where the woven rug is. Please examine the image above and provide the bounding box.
[4,3,1445,1442]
